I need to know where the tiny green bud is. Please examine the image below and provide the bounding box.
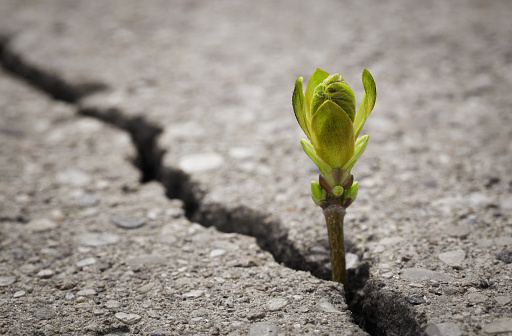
[311,181,327,205]
[343,181,358,207]
[333,185,344,197]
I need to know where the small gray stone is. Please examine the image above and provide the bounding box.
[265,298,288,311]
[37,269,55,279]
[467,292,487,303]
[401,268,453,282]
[476,238,493,248]
[77,288,97,296]
[137,282,155,293]
[209,249,226,258]
[111,215,145,229]
[438,249,465,268]
[25,218,57,232]
[247,310,266,320]
[0,276,16,287]
[229,147,255,159]
[483,318,512,334]
[496,249,512,264]
[405,295,425,305]
[443,225,471,238]
[76,257,96,268]
[13,290,25,298]
[34,308,56,320]
[93,309,106,316]
[74,232,120,246]
[115,312,142,325]
[310,245,329,254]
[183,290,203,298]
[381,272,394,279]
[178,152,224,173]
[495,296,511,306]
[425,322,462,336]
[249,322,280,336]
[443,287,458,295]
[105,300,121,309]
[19,264,38,274]
[316,298,341,313]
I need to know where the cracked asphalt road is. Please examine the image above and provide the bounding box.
[1,1,512,335]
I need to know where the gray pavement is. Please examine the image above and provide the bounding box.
[1,0,512,335]
[0,69,365,335]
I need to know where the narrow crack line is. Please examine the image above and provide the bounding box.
[80,105,324,285]
[0,36,106,103]
[0,35,422,336]
[0,32,317,283]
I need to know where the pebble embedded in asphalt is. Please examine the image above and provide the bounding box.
[438,249,465,268]
[111,215,145,229]
[115,312,142,325]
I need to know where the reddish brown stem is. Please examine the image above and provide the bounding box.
[321,197,347,294]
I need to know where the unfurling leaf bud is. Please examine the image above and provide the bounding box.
[292,68,376,208]
[311,74,356,122]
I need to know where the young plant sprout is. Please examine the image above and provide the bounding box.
[292,68,376,292]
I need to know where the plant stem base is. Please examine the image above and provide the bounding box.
[321,196,347,294]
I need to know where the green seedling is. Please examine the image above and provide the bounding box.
[292,68,376,292]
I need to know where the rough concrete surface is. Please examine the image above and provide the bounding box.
[0,0,511,335]
[0,70,364,335]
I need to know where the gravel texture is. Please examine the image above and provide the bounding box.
[1,1,512,335]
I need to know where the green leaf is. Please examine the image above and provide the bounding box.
[311,101,355,169]
[342,135,369,172]
[305,68,329,125]
[354,69,377,139]
[292,77,311,140]
[300,139,332,173]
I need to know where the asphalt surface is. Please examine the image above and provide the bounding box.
[1,1,512,335]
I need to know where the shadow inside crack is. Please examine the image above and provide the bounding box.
[361,280,426,336]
